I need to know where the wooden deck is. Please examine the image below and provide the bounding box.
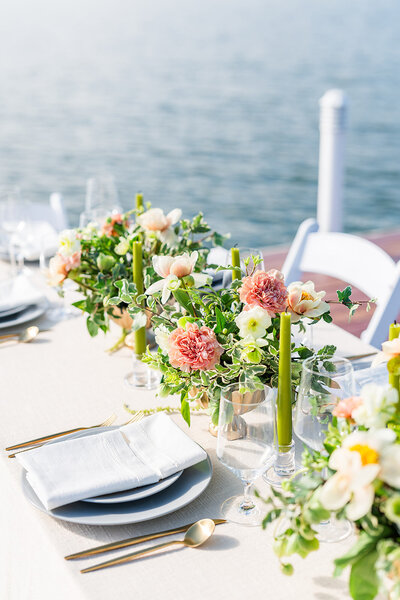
[263,229,400,339]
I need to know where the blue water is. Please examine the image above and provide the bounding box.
[0,0,399,247]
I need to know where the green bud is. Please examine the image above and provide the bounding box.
[281,563,294,576]
[222,328,228,335]
[182,275,195,288]
[97,253,116,272]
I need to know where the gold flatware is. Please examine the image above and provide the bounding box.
[347,352,378,361]
[7,411,144,458]
[5,414,117,454]
[65,518,226,560]
[0,326,39,344]
[81,518,216,573]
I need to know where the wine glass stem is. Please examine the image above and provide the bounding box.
[241,482,254,511]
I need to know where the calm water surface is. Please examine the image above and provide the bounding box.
[0,0,399,247]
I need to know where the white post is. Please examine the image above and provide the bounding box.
[317,89,348,232]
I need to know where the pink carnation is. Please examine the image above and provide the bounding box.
[239,270,288,315]
[332,396,363,419]
[168,322,223,372]
[102,213,129,237]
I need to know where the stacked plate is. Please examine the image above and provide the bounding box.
[0,274,48,329]
[22,427,213,526]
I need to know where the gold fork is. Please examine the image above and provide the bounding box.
[7,412,144,458]
[6,414,117,456]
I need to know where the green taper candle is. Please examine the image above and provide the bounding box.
[231,248,241,281]
[277,312,292,449]
[388,321,400,395]
[132,241,146,356]
[135,193,144,211]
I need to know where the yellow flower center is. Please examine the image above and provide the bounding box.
[301,291,314,301]
[249,320,257,329]
[349,444,379,465]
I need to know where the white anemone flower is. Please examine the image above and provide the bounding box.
[58,229,81,257]
[145,251,211,304]
[351,384,398,429]
[287,280,330,322]
[320,429,399,520]
[235,306,271,339]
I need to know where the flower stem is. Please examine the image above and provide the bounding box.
[106,328,129,353]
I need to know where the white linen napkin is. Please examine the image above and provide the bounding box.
[0,274,44,312]
[17,413,207,510]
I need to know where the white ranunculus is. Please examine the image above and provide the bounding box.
[154,325,171,354]
[58,229,81,257]
[287,280,330,322]
[235,306,271,339]
[352,384,398,429]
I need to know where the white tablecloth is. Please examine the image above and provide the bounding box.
[0,299,378,600]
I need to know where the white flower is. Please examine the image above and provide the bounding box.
[380,443,400,489]
[80,222,98,239]
[372,338,400,368]
[154,325,171,354]
[146,251,211,303]
[352,384,398,429]
[58,229,81,257]
[235,306,271,339]
[320,429,399,520]
[287,280,330,322]
[137,208,182,246]
[115,238,130,255]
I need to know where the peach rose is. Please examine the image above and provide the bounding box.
[168,322,223,372]
[48,251,80,286]
[287,281,330,322]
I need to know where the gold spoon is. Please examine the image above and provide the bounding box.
[81,518,216,573]
[0,326,39,344]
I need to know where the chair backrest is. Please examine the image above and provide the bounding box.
[282,218,400,348]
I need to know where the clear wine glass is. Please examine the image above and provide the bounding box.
[80,175,122,230]
[223,247,265,287]
[217,384,277,526]
[294,355,355,542]
[0,189,31,273]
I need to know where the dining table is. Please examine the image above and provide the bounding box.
[0,273,379,600]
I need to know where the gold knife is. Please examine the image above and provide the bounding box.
[65,518,226,560]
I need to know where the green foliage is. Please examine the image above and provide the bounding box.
[60,206,226,337]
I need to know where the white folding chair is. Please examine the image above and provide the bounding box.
[282,218,400,348]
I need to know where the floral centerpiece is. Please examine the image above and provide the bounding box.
[48,203,227,347]
[260,382,400,600]
[110,251,365,424]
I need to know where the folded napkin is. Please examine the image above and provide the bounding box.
[0,274,44,312]
[17,413,207,510]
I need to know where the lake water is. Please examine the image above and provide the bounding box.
[0,0,399,247]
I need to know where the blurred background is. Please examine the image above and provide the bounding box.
[0,0,399,247]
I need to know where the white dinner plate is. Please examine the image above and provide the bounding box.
[0,303,29,318]
[0,300,47,329]
[21,427,213,526]
[83,469,184,504]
